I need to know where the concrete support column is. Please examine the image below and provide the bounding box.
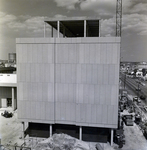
[79,126,82,140]
[22,122,25,139]
[12,87,14,111]
[99,20,101,37]
[44,21,46,38]
[84,20,86,37]
[0,134,1,144]
[63,27,65,37]
[57,21,60,38]
[111,129,114,146]
[51,27,53,37]
[50,124,52,137]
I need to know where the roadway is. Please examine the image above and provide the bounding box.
[120,72,147,120]
[120,72,147,100]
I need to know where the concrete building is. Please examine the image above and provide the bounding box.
[16,17,120,144]
[0,74,17,110]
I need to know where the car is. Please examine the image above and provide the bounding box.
[122,115,133,126]
[133,96,141,103]
[138,98,141,103]
[135,88,141,91]
[144,106,147,112]
[140,95,146,100]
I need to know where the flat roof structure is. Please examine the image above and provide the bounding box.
[45,17,100,37]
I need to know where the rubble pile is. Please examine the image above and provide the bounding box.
[33,134,92,150]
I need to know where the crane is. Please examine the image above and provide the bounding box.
[116,0,122,37]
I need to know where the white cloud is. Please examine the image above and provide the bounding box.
[0,12,17,25]
[54,0,79,10]
[81,0,116,16]
[129,3,147,14]
[54,0,116,17]
[54,14,68,19]
[100,17,116,36]
[122,14,147,35]
[24,16,45,30]
[0,12,50,37]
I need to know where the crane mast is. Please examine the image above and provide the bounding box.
[116,0,122,37]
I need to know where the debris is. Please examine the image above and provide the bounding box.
[95,143,103,150]
[1,110,13,118]
[33,134,90,150]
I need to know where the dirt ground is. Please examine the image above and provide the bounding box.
[0,107,147,150]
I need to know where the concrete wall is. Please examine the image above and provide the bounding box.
[0,87,17,108]
[0,87,12,98]
[0,74,17,83]
[16,37,120,128]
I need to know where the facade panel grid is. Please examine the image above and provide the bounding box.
[16,37,120,128]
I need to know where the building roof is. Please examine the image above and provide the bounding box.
[45,17,100,37]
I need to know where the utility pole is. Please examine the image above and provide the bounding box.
[116,0,122,37]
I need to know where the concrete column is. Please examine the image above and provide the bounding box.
[63,27,65,37]
[12,87,14,111]
[84,20,86,37]
[79,126,82,140]
[57,21,60,38]
[0,134,1,144]
[99,20,101,37]
[22,122,25,139]
[44,21,46,38]
[111,129,114,146]
[51,27,53,37]
[50,124,52,137]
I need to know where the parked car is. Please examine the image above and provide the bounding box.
[140,95,146,100]
[122,115,133,126]
[143,106,147,112]
[133,96,141,103]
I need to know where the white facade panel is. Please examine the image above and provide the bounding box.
[0,74,17,84]
[78,44,85,63]
[27,44,33,63]
[84,44,90,64]
[32,44,38,63]
[89,44,96,64]
[17,37,120,128]
[95,44,101,64]
[38,45,44,63]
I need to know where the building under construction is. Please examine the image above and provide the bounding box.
[16,17,120,144]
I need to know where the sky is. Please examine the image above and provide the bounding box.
[0,0,147,62]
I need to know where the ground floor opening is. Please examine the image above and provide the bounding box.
[25,122,111,143]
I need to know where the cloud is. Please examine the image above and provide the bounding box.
[54,0,79,10]
[1,13,45,32]
[0,11,68,38]
[24,16,45,30]
[123,0,147,14]
[100,17,116,36]
[54,0,116,17]
[0,12,17,25]
[81,0,116,17]
[122,14,147,35]
[54,14,68,19]
[129,3,147,14]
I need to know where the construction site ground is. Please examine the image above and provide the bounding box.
[0,106,147,150]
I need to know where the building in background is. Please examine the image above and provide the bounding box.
[0,53,17,110]
[16,17,120,144]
